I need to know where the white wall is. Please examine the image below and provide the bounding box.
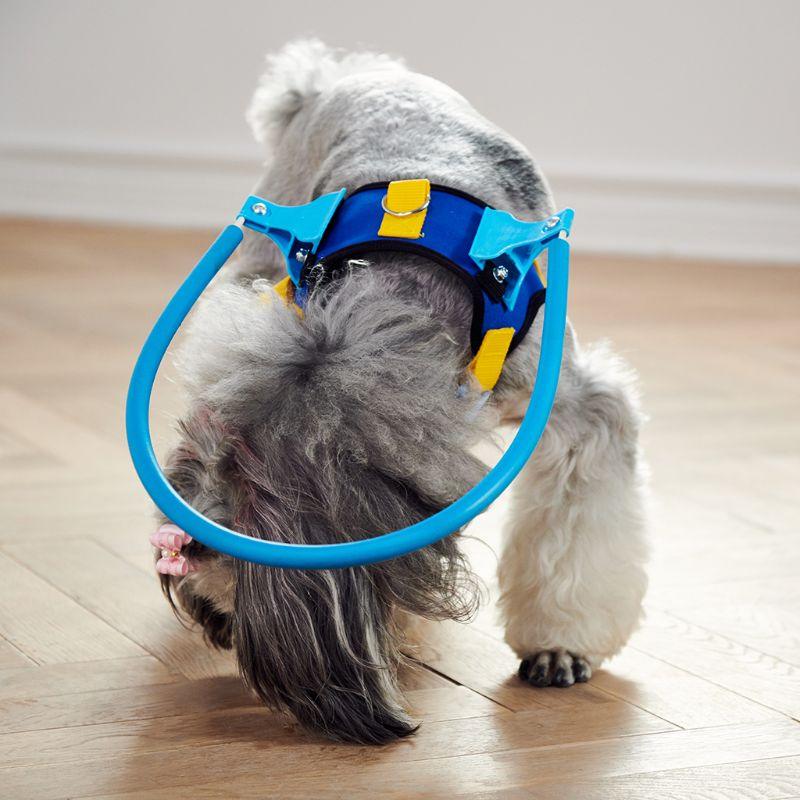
[1,0,799,261]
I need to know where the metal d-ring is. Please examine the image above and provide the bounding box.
[380,193,430,217]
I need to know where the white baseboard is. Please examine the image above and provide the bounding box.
[1,144,799,263]
[0,144,257,230]
[548,162,800,264]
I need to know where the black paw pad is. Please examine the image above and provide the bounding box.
[519,651,592,689]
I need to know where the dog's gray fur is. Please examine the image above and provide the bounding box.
[156,39,649,744]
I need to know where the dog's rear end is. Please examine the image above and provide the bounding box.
[158,264,488,742]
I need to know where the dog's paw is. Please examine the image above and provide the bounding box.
[518,650,592,688]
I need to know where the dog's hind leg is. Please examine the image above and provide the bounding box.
[497,341,649,687]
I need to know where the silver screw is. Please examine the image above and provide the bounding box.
[492,264,509,283]
[543,215,560,230]
[295,249,309,264]
[251,202,268,215]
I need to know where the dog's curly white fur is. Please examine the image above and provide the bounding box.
[154,39,649,743]
[499,341,649,687]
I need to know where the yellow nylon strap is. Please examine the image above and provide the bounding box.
[468,327,515,392]
[378,178,430,239]
[533,258,545,287]
[260,276,303,317]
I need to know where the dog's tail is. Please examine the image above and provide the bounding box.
[174,269,488,743]
[246,38,405,149]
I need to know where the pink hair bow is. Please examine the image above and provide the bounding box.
[150,523,199,576]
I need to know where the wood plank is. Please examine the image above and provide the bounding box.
[645,500,800,589]
[0,656,178,701]
[0,678,498,740]
[2,719,795,800]
[102,529,158,575]
[0,476,149,543]
[4,538,236,680]
[0,552,146,664]
[649,577,800,667]
[397,660,455,691]
[0,512,151,549]
[0,637,35,669]
[0,690,673,767]
[2,372,162,446]
[0,387,125,470]
[0,675,255,735]
[593,647,784,728]
[525,755,800,800]
[0,424,56,475]
[630,609,800,718]
[0,310,133,381]
[406,686,508,723]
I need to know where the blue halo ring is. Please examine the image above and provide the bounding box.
[125,223,570,569]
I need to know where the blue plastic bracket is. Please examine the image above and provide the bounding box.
[238,189,346,285]
[469,207,574,309]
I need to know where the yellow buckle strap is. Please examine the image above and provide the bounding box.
[378,178,430,239]
[259,276,304,317]
[271,275,294,304]
[468,327,515,392]
[533,257,545,287]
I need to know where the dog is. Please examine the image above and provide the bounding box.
[153,39,649,744]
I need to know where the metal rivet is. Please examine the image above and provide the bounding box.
[295,249,309,264]
[543,215,560,230]
[251,202,267,215]
[492,264,509,283]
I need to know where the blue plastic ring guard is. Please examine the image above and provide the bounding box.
[125,198,572,569]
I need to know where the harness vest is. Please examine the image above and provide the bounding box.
[242,178,573,391]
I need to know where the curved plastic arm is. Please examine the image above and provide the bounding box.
[126,226,570,569]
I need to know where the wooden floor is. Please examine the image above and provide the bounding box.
[1,218,799,799]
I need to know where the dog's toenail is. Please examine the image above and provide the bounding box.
[530,665,550,686]
[553,667,573,687]
[518,659,532,681]
[573,659,590,682]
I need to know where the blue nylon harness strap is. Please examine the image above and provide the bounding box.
[300,183,547,356]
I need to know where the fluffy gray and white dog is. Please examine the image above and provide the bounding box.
[155,39,649,744]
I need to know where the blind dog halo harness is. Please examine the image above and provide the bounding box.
[126,178,574,569]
